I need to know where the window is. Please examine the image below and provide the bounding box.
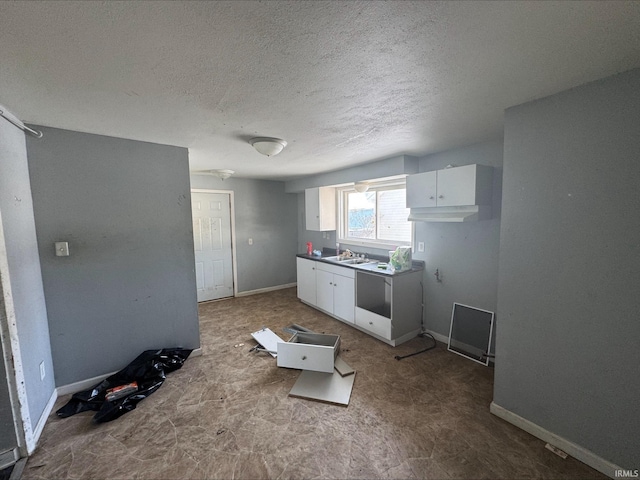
[338,180,412,248]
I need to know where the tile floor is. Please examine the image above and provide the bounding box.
[22,288,605,479]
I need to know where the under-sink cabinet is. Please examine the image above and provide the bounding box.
[315,262,355,323]
[296,257,422,346]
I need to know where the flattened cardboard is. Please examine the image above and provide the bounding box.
[289,370,356,406]
[334,356,355,377]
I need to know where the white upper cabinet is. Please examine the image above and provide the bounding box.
[406,164,493,208]
[406,171,437,207]
[305,187,336,231]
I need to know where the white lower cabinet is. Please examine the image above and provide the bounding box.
[315,263,355,323]
[355,269,423,346]
[355,307,392,340]
[296,256,422,346]
[296,257,317,306]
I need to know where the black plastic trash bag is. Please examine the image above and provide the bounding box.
[56,348,192,423]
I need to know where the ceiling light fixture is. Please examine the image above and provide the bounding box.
[249,137,287,156]
[210,169,235,180]
[354,182,370,193]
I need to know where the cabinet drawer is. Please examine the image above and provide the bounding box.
[316,261,355,278]
[277,333,340,373]
[355,307,392,340]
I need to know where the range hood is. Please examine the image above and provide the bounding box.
[408,205,492,223]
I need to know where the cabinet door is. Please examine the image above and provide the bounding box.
[305,187,336,231]
[305,188,321,230]
[316,269,334,314]
[296,258,317,305]
[406,171,437,208]
[436,165,478,206]
[333,274,355,323]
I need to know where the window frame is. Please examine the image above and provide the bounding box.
[337,178,413,250]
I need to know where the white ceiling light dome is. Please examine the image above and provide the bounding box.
[249,137,287,156]
[354,182,370,193]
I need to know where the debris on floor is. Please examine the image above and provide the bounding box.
[56,348,192,423]
[250,327,283,357]
[545,443,568,459]
[289,369,356,406]
[334,356,355,377]
[250,324,356,406]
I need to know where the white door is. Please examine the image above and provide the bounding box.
[192,192,234,302]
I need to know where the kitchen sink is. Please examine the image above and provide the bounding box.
[323,256,378,265]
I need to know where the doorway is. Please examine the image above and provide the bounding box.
[0,294,20,470]
[191,190,236,302]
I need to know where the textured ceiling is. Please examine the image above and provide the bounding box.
[1,1,640,180]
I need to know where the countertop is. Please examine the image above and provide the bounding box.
[296,252,424,277]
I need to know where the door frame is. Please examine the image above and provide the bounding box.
[0,209,28,465]
[191,189,238,298]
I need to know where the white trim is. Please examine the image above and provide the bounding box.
[56,370,118,396]
[191,189,239,298]
[0,208,30,456]
[236,283,297,297]
[30,389,57,454]
[56,347,202,397]
[423,329,448,344]
[490,402,621,479]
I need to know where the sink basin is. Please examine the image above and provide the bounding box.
[323,256,377,265]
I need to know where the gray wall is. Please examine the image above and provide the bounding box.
[495,68,640,468]
[295,140,503,341]
[26,127,200,387]
[190,176,298,293]
[285,155,418,193]
[415,140,503,340]
[0,113,54,439]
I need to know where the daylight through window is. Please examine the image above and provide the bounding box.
[339,181,411,248]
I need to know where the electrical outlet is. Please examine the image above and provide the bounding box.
[40,361,45,381]
[418,242,425,252]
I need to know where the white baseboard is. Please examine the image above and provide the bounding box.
[56,370,118,397]
[490,402,621,479]
[236,283,297,297]
[57,348,202,396]
[29,389,57,454]
[423,329,448,344]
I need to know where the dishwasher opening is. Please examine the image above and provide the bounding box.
[356,271,391,319]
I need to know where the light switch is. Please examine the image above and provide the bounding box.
[55,242,69,256]
[418,242,425,252]
[248,238,253,246]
